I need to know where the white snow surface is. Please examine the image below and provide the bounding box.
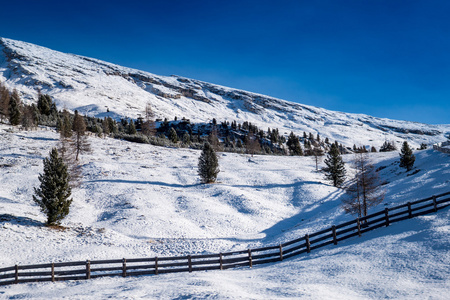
[0,125,449,299]
[1,37,449,151]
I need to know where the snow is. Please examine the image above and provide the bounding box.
[1,124,449,299]
[1,37,450,151]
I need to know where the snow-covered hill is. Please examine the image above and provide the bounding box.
[1,37,449,150]
[0,125,449,298]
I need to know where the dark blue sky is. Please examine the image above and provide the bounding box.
[1,0,449,124]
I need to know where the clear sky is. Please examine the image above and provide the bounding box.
[1,0,449,124]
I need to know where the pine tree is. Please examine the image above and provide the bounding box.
[198,142,220,183]
[0,81,10,122]
[379,140,397,152]
[8,89,22,126]
[37,92,51,115]
[323,143,346,187]
[169,127,178,143]
[33,148,73,225]
[399,141,415,171]
[127,121,137,135]
[286,132,303,155]
[60,110,73,138]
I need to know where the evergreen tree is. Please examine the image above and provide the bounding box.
[102,117,110,137]
[58,110,73,138]
[379,140,397,152]
[127,121,137,135]
[286,132,303,155]
[0,81,10,122]
[8,89,22,125]
[33,148,73,225]
[198,142,220,183]
[169,127,178,143]
[323,143,346,187]
[37,92,51,115]
[182,132,191,145]
[399,141,415,171]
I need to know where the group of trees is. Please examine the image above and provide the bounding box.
[2,81,421,226]
[322,140,417,220]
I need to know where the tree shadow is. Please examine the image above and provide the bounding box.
[87,179,201,188]
[0,214,44,227]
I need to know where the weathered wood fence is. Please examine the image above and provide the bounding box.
[433,141,450,154]
[1,191,449,286]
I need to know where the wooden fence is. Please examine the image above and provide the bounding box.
[1,191,449,286]
[433,141,450,154]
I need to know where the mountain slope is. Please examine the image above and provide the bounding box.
[1,37,449,149]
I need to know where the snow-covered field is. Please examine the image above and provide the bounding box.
[1,125,449,299]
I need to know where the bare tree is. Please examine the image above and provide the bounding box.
[21,105,37,130]
[142,102,156,136]
[58,133,82,188]
[71,111,91,161]
[310,146,324,171]
[343,152,384,219]
[208,127,221,151]
[245,131,260,157]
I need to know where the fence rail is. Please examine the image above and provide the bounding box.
[433,141,450,154]
[1,191,449,286]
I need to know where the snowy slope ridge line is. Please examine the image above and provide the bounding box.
[1,191,448,286]
[1,37,449,149]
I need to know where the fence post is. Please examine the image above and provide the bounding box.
[332,225,337,245]
[357,218,361,237]
[408,202,412,218]
[14,265,18,284]
[219,253,223,270]
[279,244,283,261]
[248,249,253,268]
[385,208,390,227]
[122,258,126,277]
[86,260,91,280]
[155,257,158,275]
[51,263,55,282]
[188,255,192,273]
[433,196,438,212]
[305,234,311,253]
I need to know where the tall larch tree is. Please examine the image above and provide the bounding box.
[72,110,91,161]
[343,152,384,219]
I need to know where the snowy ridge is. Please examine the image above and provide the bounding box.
[1,37,449,150]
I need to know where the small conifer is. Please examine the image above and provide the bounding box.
[323,143,346,187]
[399,141,415,171]
[198,142,220,183]
[33,148,73,225]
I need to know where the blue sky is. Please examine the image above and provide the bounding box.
[1,0,449,124]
